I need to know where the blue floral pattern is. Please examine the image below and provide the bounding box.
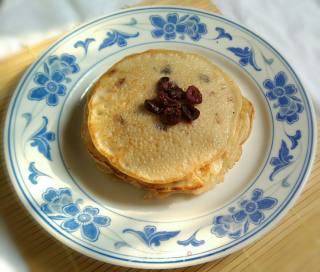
[264,71,304,124]
[28,70,66,106]
[269,140,293,181]
[28,54,79,106]
[227,47,261,71]
[74,38,96,56]
[286,130,301,150]
[47,54,80,75]
[61,204,110,242]
[123,225,180,247]
[41,188,110,242]
[29,116,55,160]
[150,13,207,41]
[213,27,232,40]
[99,30,139,50]
[41,188,73,214]
[28,162,48,184]
[211,189,277,239]
[177,230,205,247]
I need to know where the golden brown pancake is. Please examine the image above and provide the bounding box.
[83,49,254,197]
[86,49,244,185]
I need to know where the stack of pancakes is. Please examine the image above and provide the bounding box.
[82,50,254,198]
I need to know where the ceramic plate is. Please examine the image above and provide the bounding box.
[4,6,316,269]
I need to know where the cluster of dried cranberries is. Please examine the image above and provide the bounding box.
[144,77,202,126]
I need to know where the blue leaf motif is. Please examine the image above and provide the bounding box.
[290,95,302,102]
[43,62,50,75]
[243,220,249,234]
[214,27,232,40]
[114,241,129,249]
[74,38,96,56]
[22,112,32,131]
[269,140,293,181]
[28,162,48,184]
[123,18,137,26]
[99,30,139,50]
[29,116,55,160]
[228,230,242,239]
[178,14,189,23]
[123,225,180,247]
[227,47,261,71]
[281,176,290,187]
[286,130,301,150]
[262,54,274,65]
[177,230,205,247]
[48,215,69,220]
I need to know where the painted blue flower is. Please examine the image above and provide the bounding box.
[28,71,66,106]
[263,71,304,124]
[232,189,277,225]
[61,204,110,242]
[184,15,207,41]
[211,215,233,237]
[41,188,73,214]
[48,54,80,75]
[150,13,187,40]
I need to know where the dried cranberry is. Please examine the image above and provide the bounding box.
[158,90,180,107]
[144,99,163,114]
[186,85,202,104]
[182,104,200,121]
[161,106,182,125]
[144,77,202,127]
[157,77,172,92]
[167,86,185,100]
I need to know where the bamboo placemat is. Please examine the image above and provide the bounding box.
[0,1,319,271]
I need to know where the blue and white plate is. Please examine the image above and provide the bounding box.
[4,6,316,269]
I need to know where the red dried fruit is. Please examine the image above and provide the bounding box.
[144,77,202,127]
[167,86,185,100]
[161,106,182,125]
[182,104,200,121]
[186,85,202,104]
[144,99,163,114]
[158,90,180,107]
[157,77,172,92]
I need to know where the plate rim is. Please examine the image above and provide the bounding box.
[3,5,317,269]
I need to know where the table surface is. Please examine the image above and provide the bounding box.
[0,0,319,271]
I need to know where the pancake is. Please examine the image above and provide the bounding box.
[146,98,254,197]
[86,49,244,185]
[83,96,253,197]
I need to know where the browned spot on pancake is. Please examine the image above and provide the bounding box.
[116,78,126,88]
[215,113,222,124]
[160,65,171,75]
[109,69,117,75]
[199,73,210,83]
[200,164,211,172]
[209,91,216,96]
[114,114,126,125]
[227,97,233,102]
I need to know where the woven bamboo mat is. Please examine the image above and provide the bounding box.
[0,1,319,271]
